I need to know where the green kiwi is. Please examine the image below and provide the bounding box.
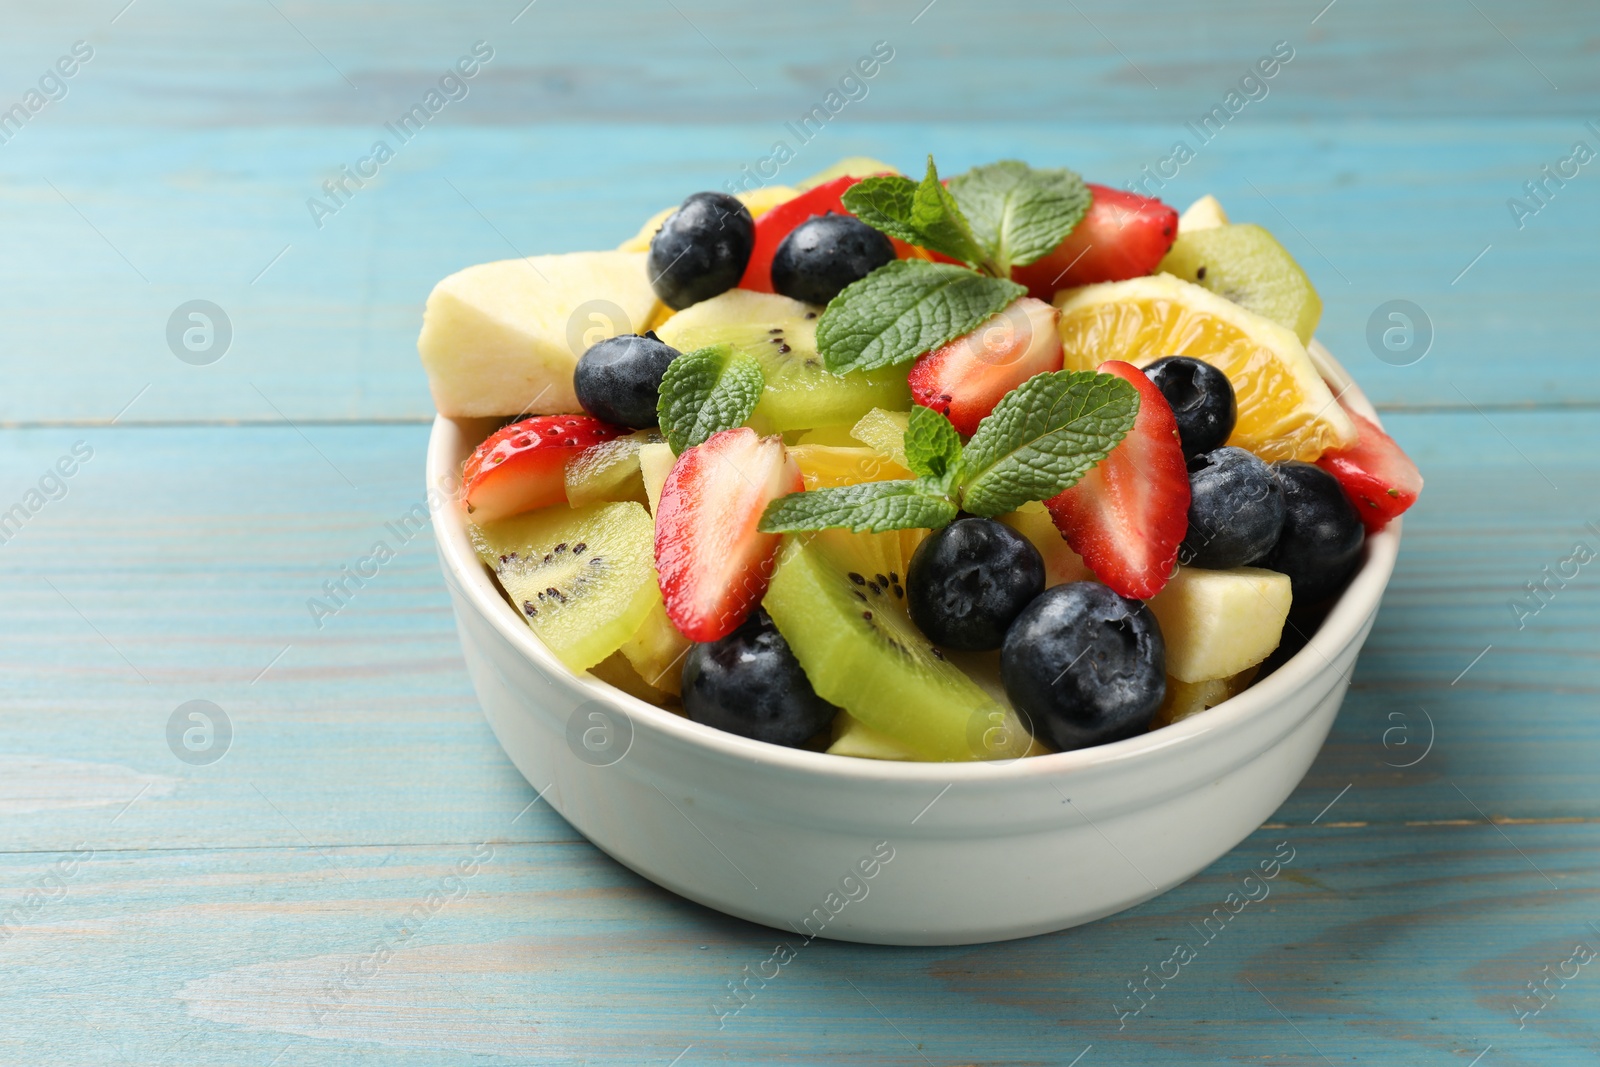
[655,289,910,433]
[470,501,657,672]
[763,530,1032,762]
[1157,223,1323,345]
[564,429,660,507]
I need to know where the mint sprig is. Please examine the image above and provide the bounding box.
[948,161,1091,276]
[758,370,1139,535]
[656,343,763,453]
[816,261,1024,376]
[902,405,963,491]
[959,371,1139,516]
[759,480,959,535]
[842,157,992,271]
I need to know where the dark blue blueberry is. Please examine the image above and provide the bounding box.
[1265,462,1365,602]
[1179,446,1286,569]
[681,608,839,747]
[647,192,755,310]
[770,212,897,306]
[1143,356,1237,458]
[573,332,680,429]
[1000,582,1166,752]
[906,517,1045,651]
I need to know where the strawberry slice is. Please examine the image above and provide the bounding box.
[654,427,803,642]
[908,297,1063,436]
[1044,361,1189,599]
[1315,408,1422,533]
[462,414,626,523]
[739,174,948,292]
[1011,184,1178,301]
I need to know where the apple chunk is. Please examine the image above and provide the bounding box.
[1147,566,1291,683]
[418,251,660,418]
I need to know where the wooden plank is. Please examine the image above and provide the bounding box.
[0,410,1595,859]
[3,0,1594,123]
[1,118,1597,424]
[1,824,1595,1064]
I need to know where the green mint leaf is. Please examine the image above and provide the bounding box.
[656,343,763,454]
[958,370,1140,517]
[902,405,964,490]
[758,480,959,534]
[949,161,1091,274]
[841,157,991,269]
[817,261,1024,375]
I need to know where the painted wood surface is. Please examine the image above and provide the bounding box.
[3,0,1600,1064]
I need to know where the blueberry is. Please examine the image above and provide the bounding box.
[1264,462,1365,602]
[572,332,680,429]
[647,192,755,310]
[1180,446,1286,569]
[681,608,839,747]
[1143,356,1237,457]
[906,517,1045,651]
[770,213,897,306]
[1000,582,1165,752]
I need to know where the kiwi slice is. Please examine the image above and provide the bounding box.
[655,289,910,433]
[763,530,1031,762]
[470,501,657,672]
[564,430,660,507]
[1157,223,1322,345]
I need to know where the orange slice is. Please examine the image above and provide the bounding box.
[1054,274,1355,462]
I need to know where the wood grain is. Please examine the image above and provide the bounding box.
[3,0,1599,1063]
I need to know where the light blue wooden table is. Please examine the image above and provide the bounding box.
[4,1,1598,1062]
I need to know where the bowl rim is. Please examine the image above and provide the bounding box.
[428,340,1399,783]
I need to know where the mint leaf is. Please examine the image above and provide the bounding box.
[949,161,1091,274]
[958,371,1139,517]
[842,157,991,270]
[759,480,959,534]
[656,343,763,453]
[817,261,1024,375]
[902,405,963,490]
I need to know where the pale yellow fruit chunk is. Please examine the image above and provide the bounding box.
[789,444,911,489]
[616,186,801,252]
[418,251,659,418]
[848,408,910,469]
[1147,566,1292,684]
[1150,667,1258,729]
[997,502,1094,588]
[1054,274,1355,462]
[637,442,676,515]
[1178,194,1229,232]
[619,595,691,696]
[795,156,900,190]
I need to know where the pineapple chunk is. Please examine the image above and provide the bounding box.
[619,596,691,696]
[418,251,659,418]
[638,442,676,514]
[1150,667,1258,729]
[848,408,910,468]
[1148,566,1291,683]
[1178,194,1229,233]
[997,502,1094,588]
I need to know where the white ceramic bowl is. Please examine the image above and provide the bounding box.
[427,347,1398,946]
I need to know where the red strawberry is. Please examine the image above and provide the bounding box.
[654,427,803,642]
[908,297,1063,436]
[461,414,626,523]
[739,174,947,292]
[1011,184,1178,300]
[1316,407,1422,533]
[1044,361,1189,599]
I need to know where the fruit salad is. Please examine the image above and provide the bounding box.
[418,155,1422,763]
